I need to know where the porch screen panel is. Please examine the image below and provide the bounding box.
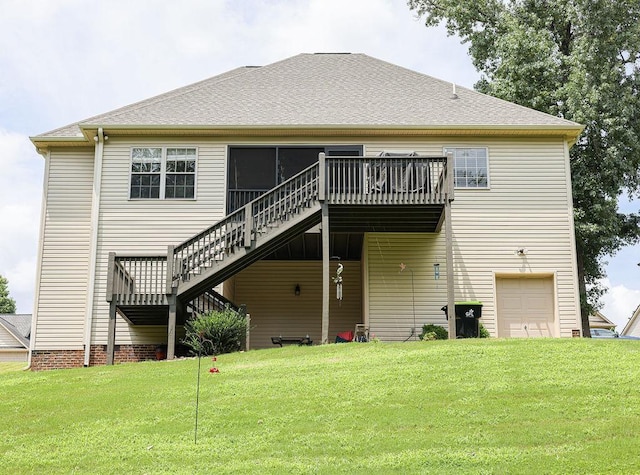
[227,147,276,212]
[278,147,323,182]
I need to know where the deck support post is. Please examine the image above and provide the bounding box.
[445,151,456,339]
[167,293,177,359]
[321,202,330,344]
[106,300,117,365]
[445,201,456,339]
[318,152,326,201]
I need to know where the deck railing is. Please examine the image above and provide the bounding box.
[324,155,448,205]
[106,254,168,305]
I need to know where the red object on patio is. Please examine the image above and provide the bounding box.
[336,331,354,343]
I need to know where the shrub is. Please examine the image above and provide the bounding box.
[182,308,247,356]
[420,324,448,340]
[479,323,490,338]
[422,331,438,341]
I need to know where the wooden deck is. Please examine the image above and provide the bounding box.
[105,153,455,361]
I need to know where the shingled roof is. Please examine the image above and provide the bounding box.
[34,53,582,142]
[0,314,31,348]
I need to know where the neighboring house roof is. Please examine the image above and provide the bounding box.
[0,314,31,348]
[621,305,640,337]
[32,53,583,148]
[589,311,616,330]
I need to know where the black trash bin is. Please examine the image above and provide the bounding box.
[441,301,483,338]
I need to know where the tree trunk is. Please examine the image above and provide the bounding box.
[576,247,591,337]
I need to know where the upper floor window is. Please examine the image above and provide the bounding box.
[446,147,489,188]
[130,147,196,199]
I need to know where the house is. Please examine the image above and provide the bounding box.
[0,314,31,362]
[621,305,640,338]
[29,53,584,370]
[589,311,616,331]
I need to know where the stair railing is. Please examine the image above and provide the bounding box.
[171,161,320,284]
[186,287,241,315]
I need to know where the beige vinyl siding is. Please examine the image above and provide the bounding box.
[449,138,578,336]
[0,349,28,362]
[0,326,21,347]
[623,317,640,338]
[364,137,580,338]
[34,148,94,349]
[79,135,579,346]
[91,138,366,345]
[233,260,362,348]
[90,138,228,345]
[366,233,446,341]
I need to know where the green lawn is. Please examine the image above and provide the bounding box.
[0,362,26,374]
[1,339,639,474]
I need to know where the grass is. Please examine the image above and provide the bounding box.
[0,362,26,374]
[1,339,640,474]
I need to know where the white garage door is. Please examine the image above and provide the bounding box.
[497,276,555,337]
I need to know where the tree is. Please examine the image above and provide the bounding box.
[0,275,16,314]
[408,0,640,335]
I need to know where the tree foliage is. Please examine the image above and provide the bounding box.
[0,275,16,314]
[408,0,640,333]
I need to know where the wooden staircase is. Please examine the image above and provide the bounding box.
[107,154,451,328]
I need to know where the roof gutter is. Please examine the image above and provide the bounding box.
[69,123,584,142]
[30,122,585,149]
[83,127,106,367]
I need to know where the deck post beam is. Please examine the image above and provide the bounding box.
[166,245,175,295]
[445,151,456,339]
[321,202,330,344]
[318,152,326,201]
[167,293,177,359]
[106,300,117,365]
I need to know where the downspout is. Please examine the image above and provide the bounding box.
[564,139,583,336]
[27,148,52,371]
[83,128,106,366]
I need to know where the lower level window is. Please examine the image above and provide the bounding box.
[130,147,196,199]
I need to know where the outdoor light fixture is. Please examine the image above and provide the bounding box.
[295,284,301,296]
[433,263,440,280]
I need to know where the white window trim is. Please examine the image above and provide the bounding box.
[129,146,198,200]
[444,146,490,189]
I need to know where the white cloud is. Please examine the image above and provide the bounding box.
[599,278,640,332]
[1,0,478,131]
[0,129,43,313]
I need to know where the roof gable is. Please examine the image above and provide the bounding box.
[589,311,615,329]
[35,53,582,142]
[0,314,31,348]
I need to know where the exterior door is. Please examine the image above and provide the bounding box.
[496,276,555,337]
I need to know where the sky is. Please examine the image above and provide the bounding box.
[0,0,638,331]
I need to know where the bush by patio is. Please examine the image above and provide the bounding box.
[420,323,490,340]
[182,308,247,356]
[420,324,448,340]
